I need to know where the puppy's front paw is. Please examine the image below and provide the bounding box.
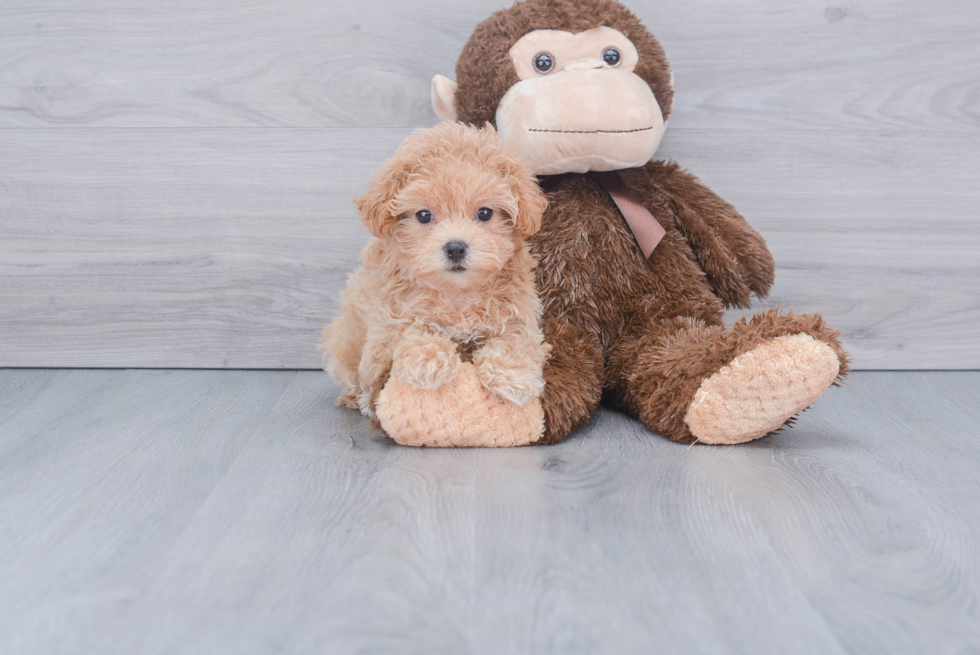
[474,345,546,406]
[392,335,461,390]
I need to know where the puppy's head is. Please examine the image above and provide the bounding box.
[356,122,547,289]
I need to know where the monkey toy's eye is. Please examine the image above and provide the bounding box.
[602,47,621,67]
[476,207,493,222]
[416,210,433,224]
[533,52,554,74]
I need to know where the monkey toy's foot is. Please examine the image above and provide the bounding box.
[684,333,842,445]
[375,363,545,448]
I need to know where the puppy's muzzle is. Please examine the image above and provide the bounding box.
[444,240,468,264]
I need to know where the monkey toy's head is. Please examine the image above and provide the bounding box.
[431,0,674,176]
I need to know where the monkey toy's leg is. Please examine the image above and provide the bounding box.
[374,316,602,447]
[535,318,605,445]
[605,309,849,445]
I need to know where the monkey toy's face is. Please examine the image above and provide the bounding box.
[495,27,665,175]
[432,2,674,176]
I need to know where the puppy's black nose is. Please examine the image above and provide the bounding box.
[444,240,468,263]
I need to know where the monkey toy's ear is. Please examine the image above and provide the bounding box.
[431,75,458,122]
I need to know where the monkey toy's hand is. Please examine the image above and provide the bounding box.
[391,332,461,390]
[642,162,776,309]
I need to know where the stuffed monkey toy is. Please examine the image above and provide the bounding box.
[376,0,848,446]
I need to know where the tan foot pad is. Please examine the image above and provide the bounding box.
[376,363,545,448]
[684,334,840,445]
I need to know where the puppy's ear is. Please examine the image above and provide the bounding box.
[487,122,547,238]
[355,163,406,238]
[510,166,548,238]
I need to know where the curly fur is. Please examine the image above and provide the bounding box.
[321,123,551,418]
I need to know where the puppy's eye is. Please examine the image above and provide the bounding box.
[415,210,433,224]
[602,47,621,67]
[533,52,554,74]
[476,207,493,222]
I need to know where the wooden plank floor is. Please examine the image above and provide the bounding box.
[1,370,978,654]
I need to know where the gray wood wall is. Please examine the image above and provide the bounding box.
[1,0,977,370]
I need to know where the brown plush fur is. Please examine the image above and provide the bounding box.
[321,123,551,422]
[535,317,604,444]
[451,0,848,444]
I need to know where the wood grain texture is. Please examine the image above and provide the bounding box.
[1,0,978,369]
[1,369,978,654]
[2,128,977,369]
[0,0,977,131]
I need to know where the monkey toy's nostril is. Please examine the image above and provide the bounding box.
[444,240,468,262]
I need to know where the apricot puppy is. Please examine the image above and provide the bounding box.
[321,122,550,422]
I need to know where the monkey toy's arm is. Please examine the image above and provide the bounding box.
[642,161,776,309]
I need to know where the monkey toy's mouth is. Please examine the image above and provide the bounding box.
[495,66,667,176]
[526,126,657,135]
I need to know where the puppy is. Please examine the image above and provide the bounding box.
[321,122,551,419]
